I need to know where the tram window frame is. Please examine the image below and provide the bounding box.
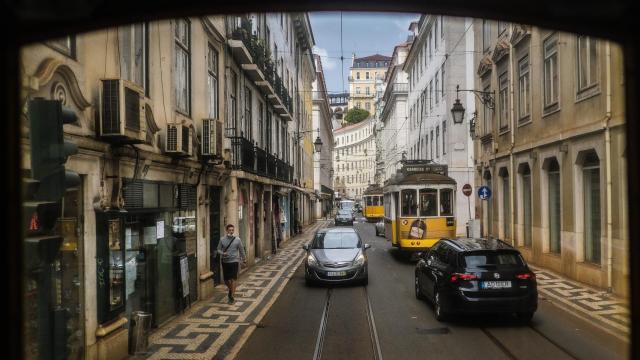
[440,188,454,216]
[401,189,418,217]
[366,196,373,206]
[419,188,438,217]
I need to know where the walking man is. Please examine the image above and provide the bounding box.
[217,224,247,304]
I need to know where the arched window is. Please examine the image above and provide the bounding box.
[578,150,601,264]
[543,157,561,254]
[499,167,510,240]
[518,163,532,248]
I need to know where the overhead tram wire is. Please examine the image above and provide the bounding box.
[341,11,345,95]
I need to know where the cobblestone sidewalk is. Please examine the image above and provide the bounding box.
[531,265,629,342]
[144,221,327,360]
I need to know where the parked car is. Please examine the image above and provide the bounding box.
[415,238,538,322]
[303,227,370,285]
[375,219,385,237]
[335,209,354,226]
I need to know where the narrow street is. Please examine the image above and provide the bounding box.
[13,10,634,360]
[235,219,628,360]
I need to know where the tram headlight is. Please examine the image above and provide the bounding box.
[353,252,366,266]
[307,253,318,267]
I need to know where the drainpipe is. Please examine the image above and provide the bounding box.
[509,30,517,247]
[605,41,613,293]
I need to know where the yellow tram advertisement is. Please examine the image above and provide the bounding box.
[363,185,384,222]
[383,161,456,252]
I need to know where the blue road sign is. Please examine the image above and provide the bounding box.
[478,186,492,200]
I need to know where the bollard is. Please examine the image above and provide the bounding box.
[129,311,152,355]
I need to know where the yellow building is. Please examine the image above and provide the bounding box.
[348,54,391,114]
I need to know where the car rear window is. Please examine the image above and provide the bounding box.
[463,252,524,267]
[312,232,360,249]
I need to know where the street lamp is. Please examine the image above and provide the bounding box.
[313,135,323,153]
[450,84,495,125]
[297,128,323,153]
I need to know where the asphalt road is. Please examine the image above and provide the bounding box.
[236,217,628,360]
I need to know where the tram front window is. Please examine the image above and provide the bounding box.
[401,189,417,217]
[440,188,453,216]
[373,196,380,206]
[366,196,373,206]
[419,189,438,217]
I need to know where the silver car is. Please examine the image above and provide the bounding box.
[374,219,385,237]
[303,228,370,286]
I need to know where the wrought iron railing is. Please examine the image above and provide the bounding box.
[266,153,277,179]
[277,158,285,181]
[255,146,267,176]
[229,16,294,117]
[229,134,255,173]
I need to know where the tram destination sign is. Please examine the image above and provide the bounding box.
[401,161,448,176]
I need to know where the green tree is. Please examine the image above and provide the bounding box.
[344,108,370,124]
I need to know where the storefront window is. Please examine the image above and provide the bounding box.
[96,181,197,329]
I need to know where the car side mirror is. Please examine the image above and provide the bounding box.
[364,244,371,250]
[302,244,309,251]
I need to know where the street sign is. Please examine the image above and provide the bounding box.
[478,186,492,200]
[462,184,472,197]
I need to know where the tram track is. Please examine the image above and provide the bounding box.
[312,286,383,360]
[480,323,580,360]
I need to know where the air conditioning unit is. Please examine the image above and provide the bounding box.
[165,124,192,156]
[200,119,222,157]
[99,79,146,143]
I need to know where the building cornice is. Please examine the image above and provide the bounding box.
[510,24,532,47]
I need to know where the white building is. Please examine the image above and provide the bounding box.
[312,55,335,218]
[332,118,376,201]
[380,39,412,182]
[403,15,476,235]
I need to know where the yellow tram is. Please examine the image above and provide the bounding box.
[362,185,384,222]
[383,162,457,252]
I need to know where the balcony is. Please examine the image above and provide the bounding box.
[275,158,292,182]
[228,134,255,173]
[352,92,374,98]
[256,146,267,176]
[228,17,293,120]
[226,130,294,183]
[266,153,277,179]
[391,83,408,93]
[382,82,409,105]
[228,17,253,65]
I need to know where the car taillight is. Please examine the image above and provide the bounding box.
[516,272,536,280]
[450,273,478,282]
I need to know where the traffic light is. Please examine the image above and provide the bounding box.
[28,98,80,202]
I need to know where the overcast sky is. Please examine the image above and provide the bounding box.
[309,12,419,94]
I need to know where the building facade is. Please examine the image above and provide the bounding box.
[332,119,377,201]
[403,15,476,235]
[312,55,335,218]
[328,92,349,123]
[379,40,412,183]
[473,21,628,296]
[348,54,391,113]
[20,13,316,360]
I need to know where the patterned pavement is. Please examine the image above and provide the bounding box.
[144,221,327,360]
[531,265,630,342]
[142,221,629,358]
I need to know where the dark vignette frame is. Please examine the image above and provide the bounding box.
[1,1,637,358]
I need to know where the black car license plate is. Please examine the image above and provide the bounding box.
[481,281,512,289]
